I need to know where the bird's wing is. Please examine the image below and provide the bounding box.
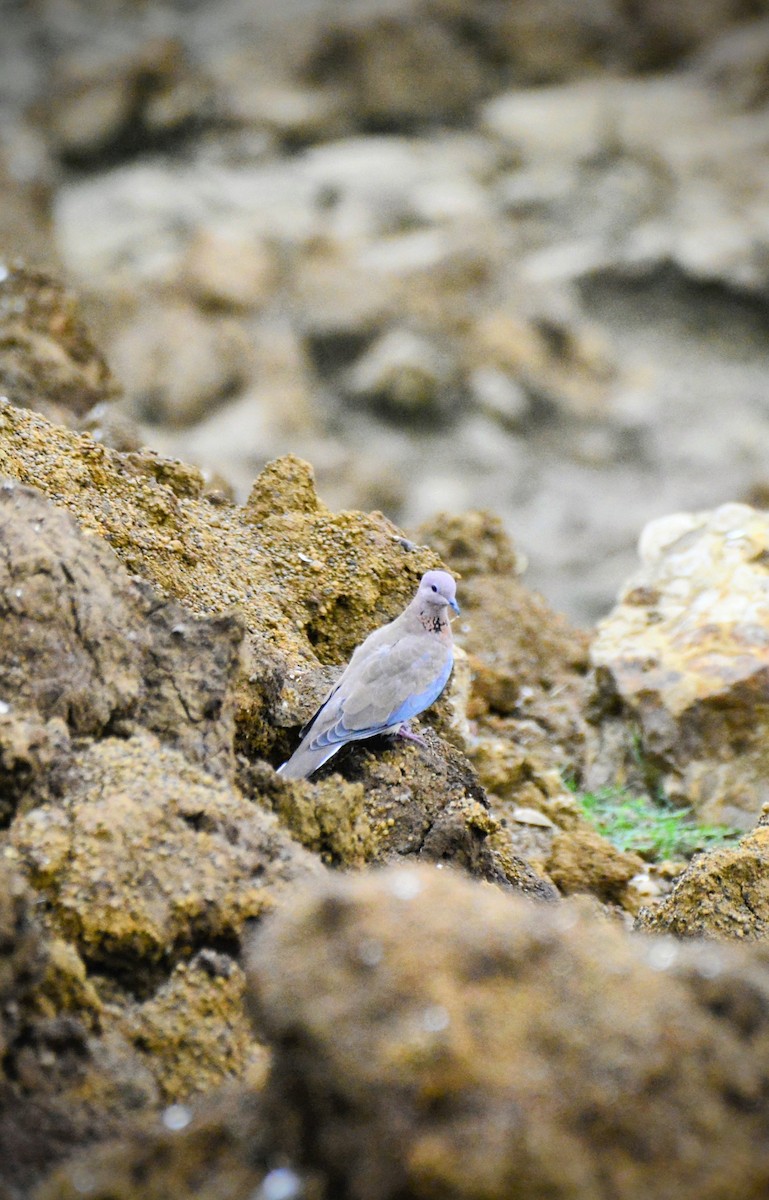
[305,634,452,751]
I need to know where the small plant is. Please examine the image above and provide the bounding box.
[570,784,741,862]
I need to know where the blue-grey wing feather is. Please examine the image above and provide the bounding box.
[304,639,452,752]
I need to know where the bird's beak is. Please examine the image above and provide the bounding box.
[450,598,460,615]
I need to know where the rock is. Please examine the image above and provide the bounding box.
[416,510,588,721]
[414,508,522,579]
[0,711,69,828]
[0,404,445,761]
[305,11,486,125]
[450,550,588,732]
[0,478,242,777]
[245,736,556,899]
[54,159,318,292]
[180,228,279,312]
[110,302,251,427]
[344,327,460,422]
[637,821,769,940]
[46,36,212,166]
[0,140,56,270]
[248,864,769,1200]
[11,733,322,969]
[468,365,530,429]
[0,860,46,1058]
[482,82,608,163]
[0,730,321,1191]
[121,952,268,1102]
[0,858,162,1197]
[545,826,646,907]
[33,1086,273,1200]
[0,264,119,420]
[469,308,620,420]
[586,502,769,828]
[694,16,769,110]
[414,509,588,850]
[483,76,722,164]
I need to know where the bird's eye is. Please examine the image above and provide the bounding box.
[431,585,438,592]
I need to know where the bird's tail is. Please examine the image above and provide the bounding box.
[276,739,340,781]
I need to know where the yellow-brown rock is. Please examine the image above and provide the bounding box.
[33,1086,270,1200]
[637,819,769,940]
[587,502,769,827]
[248,864,769,1200]
[11,732,322,964]
[0,403,438,760]
[0,265,119,421]
[545,826,646,907]
[121,953,268,1102]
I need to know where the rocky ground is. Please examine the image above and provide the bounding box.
[3,2,769,1197]
[4,0,769,622]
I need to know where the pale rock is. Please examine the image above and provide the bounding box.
[344,328,457,418]
[470,309,619,419]
[55,161,320,289]
[181,227,279,311]
[227,83,346,141]
[468,366,529,428]
[293,243,397,338]
[111,303,251,428]
[511,806,555,828]
[693,16,769,111]
[586,502,769,828]
[482,82,608,162]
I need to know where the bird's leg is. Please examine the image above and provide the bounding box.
[394,721,428,748]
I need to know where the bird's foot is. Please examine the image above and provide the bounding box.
[394,722,428,748]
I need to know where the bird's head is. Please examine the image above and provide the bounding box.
[417,569,460,615]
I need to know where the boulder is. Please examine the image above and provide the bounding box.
[586,502,769,827]
[0,265,119,421]
[638,816,769,940]
[11,733,322,970]
[0,477,242,780]
[33,1086,272,1200]
[248,864,769,1200]
[0,403,442,762]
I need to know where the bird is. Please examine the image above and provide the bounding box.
[277,569,460,780]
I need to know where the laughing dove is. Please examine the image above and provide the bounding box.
[277,570,459,780]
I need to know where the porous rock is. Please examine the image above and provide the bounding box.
[637,818,769,940]
[586,502,769,827]
[0,860,159,1197]
[0,264,119,421]
[111,301,251,428]
[545,826,645,907]
[0,476,242,778]
[11,732,322,968]
[120,952,268,1102]
[247,734,556,899]
[249,864,769,1200]
[0,403,440,763]
[46,35,211,166]
[0,859,46,1058]
[415,509,588,847]
[0,711,69,828]
[33,1087,275,1200]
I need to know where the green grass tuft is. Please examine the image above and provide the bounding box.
[570,784,742,862]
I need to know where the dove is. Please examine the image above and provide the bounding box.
[277,569,460,780]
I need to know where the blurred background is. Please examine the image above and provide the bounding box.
[2,0,769,622]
